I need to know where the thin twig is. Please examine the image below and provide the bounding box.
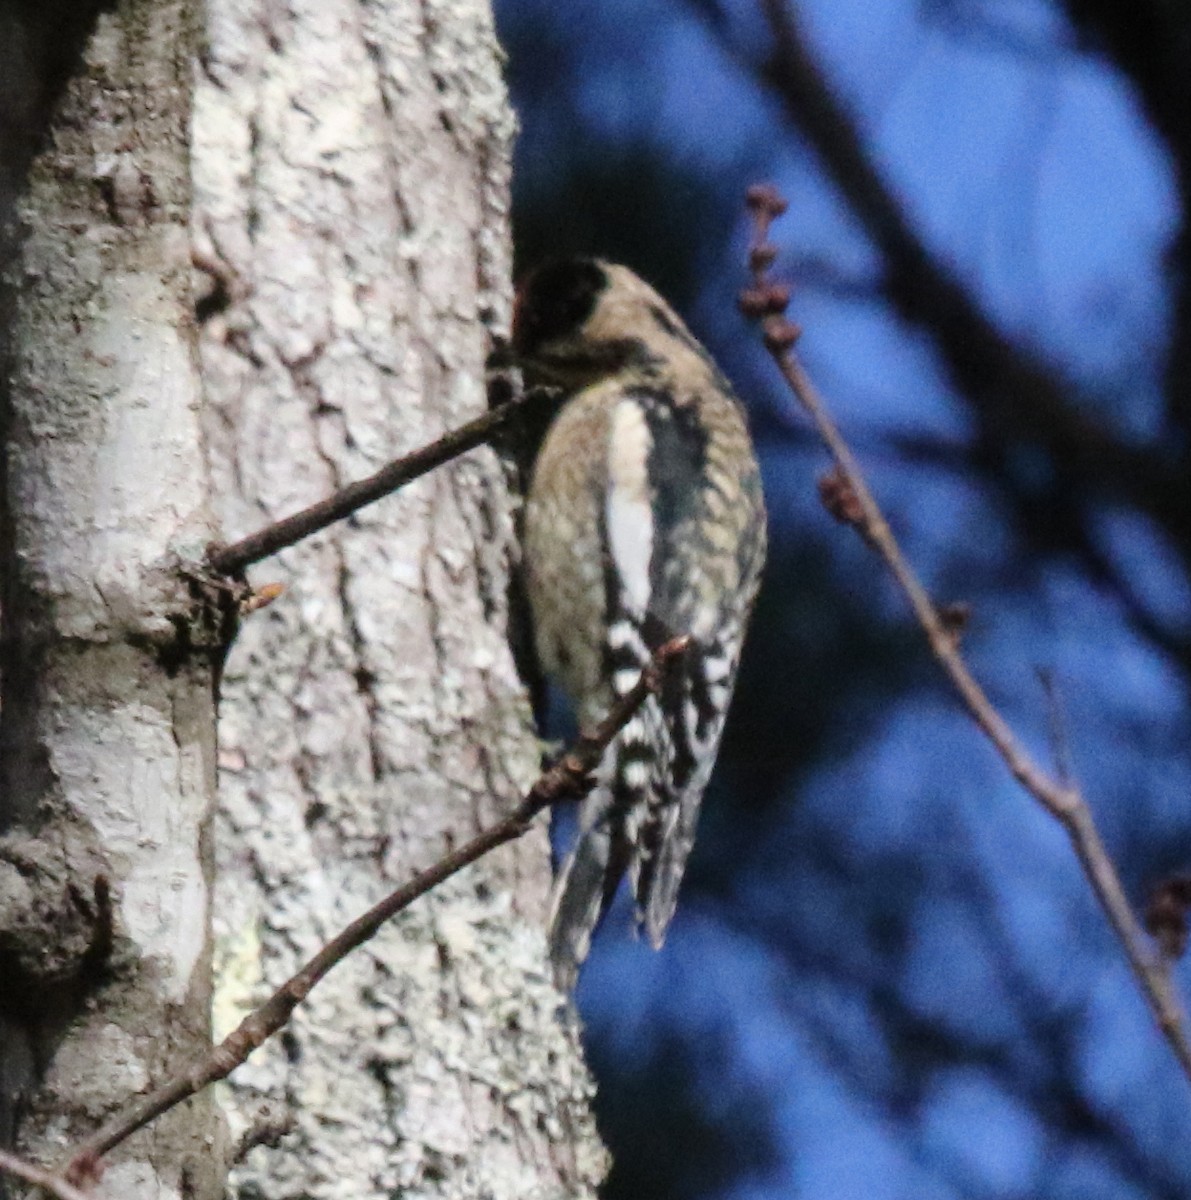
[207,385,552,575]
[741,184,1191,1085]
[686,0,1191,677]
[747,0,1176,519]
[63,636,690,1181]
[0,1149,94,1200]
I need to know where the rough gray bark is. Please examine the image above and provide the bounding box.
[194,0,607,1195]
[0,1,223,1197]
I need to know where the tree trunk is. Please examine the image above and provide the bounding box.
[0,1,223,1197]
[195,0,606,1195]
[1,0,605,1195]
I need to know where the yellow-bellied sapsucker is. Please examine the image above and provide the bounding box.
[513,259,767,989]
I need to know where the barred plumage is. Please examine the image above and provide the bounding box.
[513,259,767,989]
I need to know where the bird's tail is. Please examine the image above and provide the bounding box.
[547,796,615,992]
[547,698,666,989]
[548,777,652,988]
[632,641,727,950]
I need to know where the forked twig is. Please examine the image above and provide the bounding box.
[63,636,690,1181]
[741,183,1191,1083]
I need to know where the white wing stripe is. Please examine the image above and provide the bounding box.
[606,399,654,615]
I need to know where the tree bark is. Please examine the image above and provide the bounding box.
[0,1,222,1197]
[194,0,606,1195]
[1,0,605,1195]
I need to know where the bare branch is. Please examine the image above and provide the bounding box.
[0,1149,94,1200]
[691,1,1186,553]
[755,0,1167,496]
[62,636,691,1180]
[742,184,1191,1086]
[207,384,553,576]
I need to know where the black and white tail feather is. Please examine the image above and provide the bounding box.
[515,258,767,991]
[546,626,745,990]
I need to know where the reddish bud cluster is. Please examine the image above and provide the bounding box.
[741,183,799,353]
[763,319,801,353]
[749,243,779,272]
[818,467,864,527]
[738,283,790,318]
[745,183,789,217]
[939,602,971,641]
[1146,876,1191,960]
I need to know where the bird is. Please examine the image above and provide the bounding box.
[512,258,767,989]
